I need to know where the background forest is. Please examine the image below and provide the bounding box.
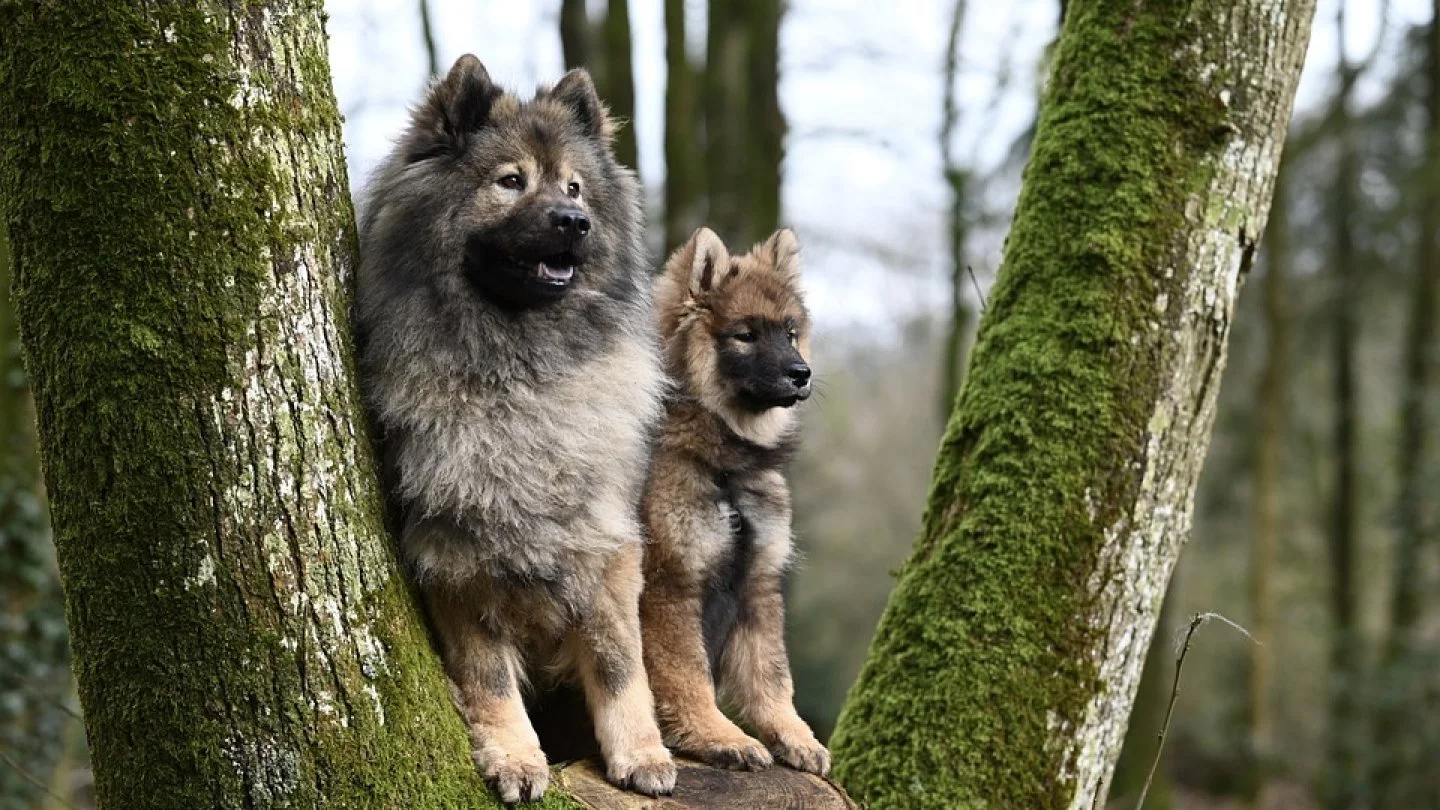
[1,1,1436,809]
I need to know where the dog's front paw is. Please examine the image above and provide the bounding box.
[606,744,678,796]
[767,732,830,777]
[691,734,773,771]
[473,740,549,804]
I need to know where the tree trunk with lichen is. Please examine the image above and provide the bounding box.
[0,4,543,808]
[828,2,1316,808]
[1107,581,1176,809]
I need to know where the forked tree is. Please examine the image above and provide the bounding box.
[1,1,1313,808]
[829,1,1316,808]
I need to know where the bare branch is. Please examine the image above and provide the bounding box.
[1136,612,1257,810]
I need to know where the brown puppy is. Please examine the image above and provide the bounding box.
[640,227,830,776]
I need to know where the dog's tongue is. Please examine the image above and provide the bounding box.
[537,262,575,282]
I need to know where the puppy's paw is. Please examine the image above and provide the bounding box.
[473,741,549,804]
[606,744,678,796]
[690,734,773,771]
[768,732,830,777]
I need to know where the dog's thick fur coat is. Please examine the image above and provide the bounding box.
[640,228,830,776]
[355,54,674,802]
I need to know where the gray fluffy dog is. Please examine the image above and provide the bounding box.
[354,54,676,802]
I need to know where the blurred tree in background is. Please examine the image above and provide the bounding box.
[559,0,640,179]
[0,222,77,810]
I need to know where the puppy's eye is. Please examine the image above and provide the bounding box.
[733,331,757,343]
[787,329,799,344]
[498,174,524,191]
[567,181,582,199]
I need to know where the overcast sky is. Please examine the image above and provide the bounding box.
[325,0,1429,332]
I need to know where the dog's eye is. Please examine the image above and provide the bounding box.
[787,329,798,344]
[498,174,524,191]
[567,181,581,199]
[733,331,757,343]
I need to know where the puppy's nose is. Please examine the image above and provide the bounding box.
[786,363,811,387]
[549,207,591,238]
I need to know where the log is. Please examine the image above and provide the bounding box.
[556,759,856,809]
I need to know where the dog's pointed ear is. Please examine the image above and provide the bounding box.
[761,228,801,282]
[405,54,501,162]
[675,228,730,297]
[550,69,616,142]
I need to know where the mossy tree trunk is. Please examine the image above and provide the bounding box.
[0,4,574,808]
[828,2,1316,808]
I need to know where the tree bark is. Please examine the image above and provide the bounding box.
[663,0,704,251]
[602,0,640,175]
[1107,582,1177,809]
[828,2,1315,808]
[1251,157,1291,803]
[939,0,973,418]
[0,4,559,808]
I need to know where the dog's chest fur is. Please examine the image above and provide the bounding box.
[370,296,664,584]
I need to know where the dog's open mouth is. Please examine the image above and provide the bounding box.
[463,232,587,308]
[533,252,580,287]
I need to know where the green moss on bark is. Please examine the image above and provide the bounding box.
[0,3,582,808]
[829,1,1311,808]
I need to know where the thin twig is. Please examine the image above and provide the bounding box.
[0,748,79,810]
[966,265,988,311]
[18,682,84,723]
[1135,612,1257,810]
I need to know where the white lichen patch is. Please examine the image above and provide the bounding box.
[185,553,217,590]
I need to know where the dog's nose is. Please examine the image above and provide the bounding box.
[549,207,591,238]
[786,363,811,387]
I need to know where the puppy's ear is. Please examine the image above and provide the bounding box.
[672,228,730,298]
[405,54,501,162]
[760,228,801,282]
[549,69,616,143]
